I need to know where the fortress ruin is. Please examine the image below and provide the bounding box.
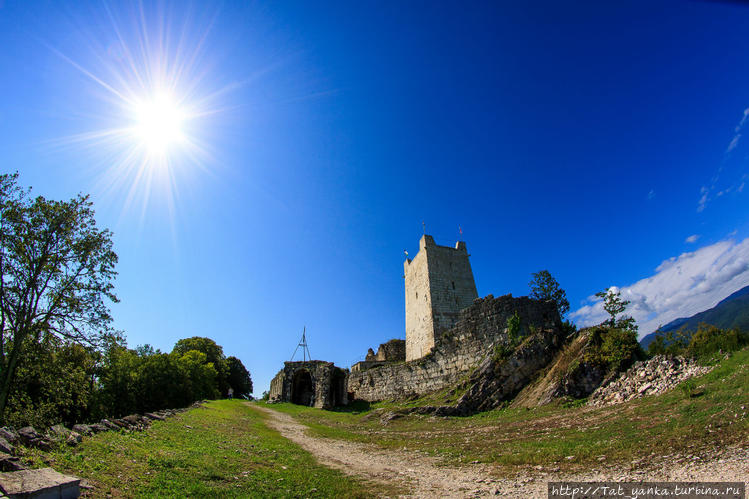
[269,234,561,407]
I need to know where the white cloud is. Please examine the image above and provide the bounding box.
[697,186,708,212]
[726,133,741,153]
[698,108,749,212]
[647,189,655,200]
[570,237,749,337]
[685,234,699,244]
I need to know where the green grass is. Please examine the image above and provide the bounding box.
[265,348,749,475]
[24,400,383,498]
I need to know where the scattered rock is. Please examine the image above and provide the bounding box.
[100,419,120,430]
[47,424,70,441]
[123,415,145,427]
[17,426,41,446]
[589,355,714,407]
[112,419,132,429]
[379,411,402,424]
[66,432,82,447]
[0,452,26,471]
[144,412,165,421]
[89,423,110,433]
[0,436,14,455]
[72,424,93,436]
[0,427,19,444]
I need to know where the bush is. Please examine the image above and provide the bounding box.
[507,311,522,344]
[582,326,643,373]
[601,328,642,372]
[687,324,748,359]
[647,328,691,356]
[647,324,748,360]
[4,337,96,428]
[492,343,513,362]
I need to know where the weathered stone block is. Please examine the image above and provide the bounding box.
[0,467,80,499]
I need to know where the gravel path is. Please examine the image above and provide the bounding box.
[252,405,749,498]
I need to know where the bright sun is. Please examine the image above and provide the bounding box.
[131,92,186,155]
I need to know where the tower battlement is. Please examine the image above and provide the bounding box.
[404,234,478,361]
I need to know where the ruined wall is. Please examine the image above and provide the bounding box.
[404,235,478,361]
[269,361,348,409]
[348,294,560,401]
[375,339,405,361]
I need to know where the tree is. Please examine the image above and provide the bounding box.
[226,356,253,398]
[595,288,637,332]
[172,337,229,395]
[529,270,570,317]
[177,350,219,401]
[0,173,118,422]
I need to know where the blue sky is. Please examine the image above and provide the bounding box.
[1,1,748,395]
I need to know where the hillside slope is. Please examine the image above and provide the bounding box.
[641,285,749,348]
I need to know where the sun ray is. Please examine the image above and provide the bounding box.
[42,2,232,233]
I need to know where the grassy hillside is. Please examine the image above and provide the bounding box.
[18,351,747,495]
[23,400,390,498]
[266,347,748,474]
[641,285,749,347]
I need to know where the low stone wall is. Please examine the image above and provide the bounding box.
[348,294,560,401]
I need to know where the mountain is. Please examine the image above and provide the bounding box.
[640,285,749,348]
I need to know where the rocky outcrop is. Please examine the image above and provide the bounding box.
[416,326,567,416]
[588,355,714,407]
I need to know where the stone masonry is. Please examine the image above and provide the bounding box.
[404,235,478,361]
[269,361,348,409]
[348,294,561,401]
[351,339,406,373]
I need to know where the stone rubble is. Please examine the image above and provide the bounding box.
[0,400,205,471]
[588,355,713,407]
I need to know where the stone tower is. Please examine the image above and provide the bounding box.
[404,234,478,361]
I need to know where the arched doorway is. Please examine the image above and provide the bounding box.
[291,369,314,406]
[330,368,346,407]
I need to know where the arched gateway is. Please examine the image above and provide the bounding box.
[268,361,349,409]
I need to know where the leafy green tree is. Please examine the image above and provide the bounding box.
[595,288,636,331]
[4,335,96,427]
[172,337,229,395]
[529,270,570,317]
[647,328,691,356]
[177,350,219,401]
[226,356,253,398]
[92,341,140,419]
[687,323,748,359]
[0,173,118,423]
[135,352,188,412]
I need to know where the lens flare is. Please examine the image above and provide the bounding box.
[131,92,186,156]
[45,2,234,225]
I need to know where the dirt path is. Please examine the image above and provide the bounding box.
[251,404,748,498]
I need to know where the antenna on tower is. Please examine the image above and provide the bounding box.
[291,326,312,362]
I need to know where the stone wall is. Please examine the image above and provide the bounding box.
[269,361,348,409]
[404,235,478,361]
[375,339,405,361]
[348,294,560,401]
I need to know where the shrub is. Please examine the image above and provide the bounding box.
[492,343,513,362]
[601,328,642,372]
[507,311,522,344]
[687,324,748,359]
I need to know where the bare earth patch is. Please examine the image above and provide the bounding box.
[252,404,748,498]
